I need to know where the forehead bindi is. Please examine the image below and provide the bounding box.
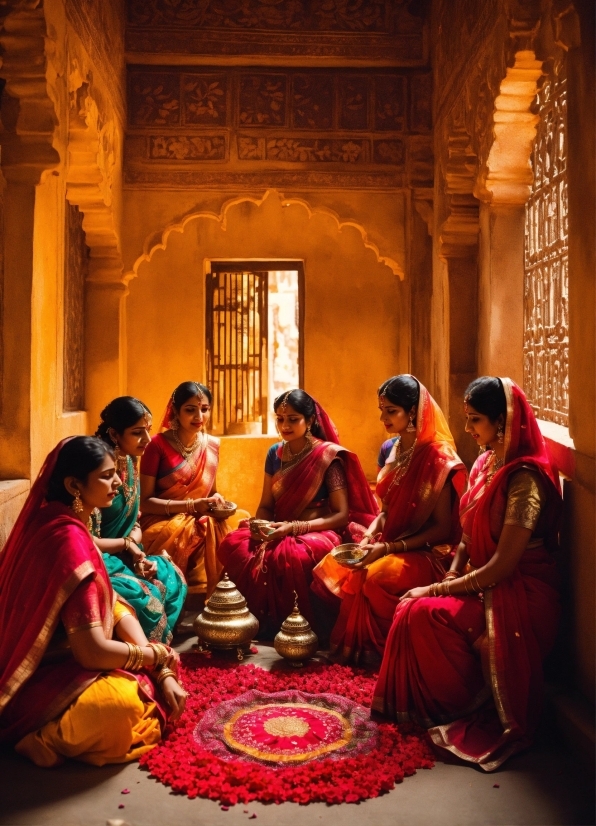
[277,404,301,417]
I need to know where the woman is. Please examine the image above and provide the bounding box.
[374,377,562,770]
[313,375,467,664]
[217,389,378,636]
[93,397,187,643]
[0,437,186,767]
[140,382,241,605]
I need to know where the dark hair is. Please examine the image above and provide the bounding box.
[46,437,114,506]
[95,396,151,444]
[172,381,212,410]
[464,376,506,422]
[377,375,420,413]
[273,389,326,440]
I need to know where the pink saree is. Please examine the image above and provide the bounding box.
[313,380,467,663]
[373,379,562,770]
[0,440,164,745]
[218,403,378,634]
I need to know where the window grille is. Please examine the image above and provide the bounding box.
[206,268,269,434]
[523,60,569,426]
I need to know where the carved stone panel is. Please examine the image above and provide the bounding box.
[239,74,287,126]
[292,74,334,130]
[126,0,427,64]
[339,76,370,131]
[126,66,431,188]
[63,203,89,412]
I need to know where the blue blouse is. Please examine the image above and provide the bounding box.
[265,443,346,503]
[378,437,398,469]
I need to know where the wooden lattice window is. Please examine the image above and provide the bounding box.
[206,262,302,435]
[524,59,569,426]
[63,203,89,411]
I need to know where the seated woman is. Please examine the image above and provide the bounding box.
[140,381,242,606]
[373,377,562,771]
[92,397,187,643]
[0,437,186,767]
[313,375,467,664]
[217,389,378,636]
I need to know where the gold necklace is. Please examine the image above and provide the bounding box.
[485,452,504,487]
[281,437,313,467]
[386,437,417,493]
[172,429,201,460]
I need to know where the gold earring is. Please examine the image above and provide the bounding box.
[71,490,84,515]
[497,424,504,443]
[406,416,416,433]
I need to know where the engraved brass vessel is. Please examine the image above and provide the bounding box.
[193,573,259,661]
[274,594,319,667]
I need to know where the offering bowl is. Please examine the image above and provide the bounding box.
[210,500,237,519]
[331,543,368,567]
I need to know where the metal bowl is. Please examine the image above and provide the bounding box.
[249,518,275,537]
[331,543,368,567]
[210,500,238,519]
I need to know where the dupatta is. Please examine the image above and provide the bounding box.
[376,379,467,545]
[99,455,139,540]
[432,378,562,769]
[0,442,116,739]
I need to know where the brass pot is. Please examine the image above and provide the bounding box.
[274,595,319,667]
[194,573,259,660]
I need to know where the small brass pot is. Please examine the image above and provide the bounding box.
[194,573,259,660]
[274,595,318,667]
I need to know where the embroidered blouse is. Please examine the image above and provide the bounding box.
[265,443,347,503]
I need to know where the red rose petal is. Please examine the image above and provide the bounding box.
[121,789,130,795]
[118,804,125,809]
[221,805,229,811]
[493,784,500,788]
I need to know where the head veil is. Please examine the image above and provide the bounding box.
[409,376,457,450]
[0,439,100,715]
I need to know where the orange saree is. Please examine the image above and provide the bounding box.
[313,380,467,663]
[140,433,238,597]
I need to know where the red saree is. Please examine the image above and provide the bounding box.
[374,379,562,770]
[218,402,378,634]
[0,440,164,751]
[313,380,467,662]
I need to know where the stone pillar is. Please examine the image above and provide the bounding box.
[410,193,433,389]
[477,202,525,383]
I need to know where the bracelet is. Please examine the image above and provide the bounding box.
[124,642,145,672]
[401,539,407,553]
[147,642,171,670]
[155,666,178,686]
[362,533,374,542]
[185,499,197,514]
[470,570,483,593]
[291,521,311,536]
[165,500,172,517]
[383,542,391,556]
[443,570,459,581]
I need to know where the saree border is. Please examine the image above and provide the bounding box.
[0,560,96,712]
[271,442,342,517]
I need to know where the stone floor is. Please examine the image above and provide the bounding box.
[0,640,594,826]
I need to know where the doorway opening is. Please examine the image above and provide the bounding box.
[206,261,303,435]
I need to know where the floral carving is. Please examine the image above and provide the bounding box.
[182,75,227,124]
[373,139,405,166]
[266,139,366,163]
[292,74,334,130]
[374,76,406,131]
[237,136,264,160]
[129,73,180,125]
[149,135,226,161]
[239,74,287,126]
[339,77,369,130]
[127,0,393,33]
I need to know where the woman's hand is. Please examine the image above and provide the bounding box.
[265,522,293,542]
[352,542,385,569]
[160,675,187,722]
[127,541,145,564]
[399,585,432,602]
[134,557,158,580]
[130,525,143,545]
[193,494,225,516]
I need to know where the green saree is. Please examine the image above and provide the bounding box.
[92,456,187,643]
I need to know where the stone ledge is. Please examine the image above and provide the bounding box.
[538,419,576,480]
[0,478,29,506]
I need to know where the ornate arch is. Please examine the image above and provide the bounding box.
[126,189,404,282]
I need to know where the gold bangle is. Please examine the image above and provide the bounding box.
[401,539,407,553]
[165,500,172,517]
[443,570,459,580]
[156,666,177,686]
[124,642,144,671]
[471,570,482,592]
[147,642,170,669]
